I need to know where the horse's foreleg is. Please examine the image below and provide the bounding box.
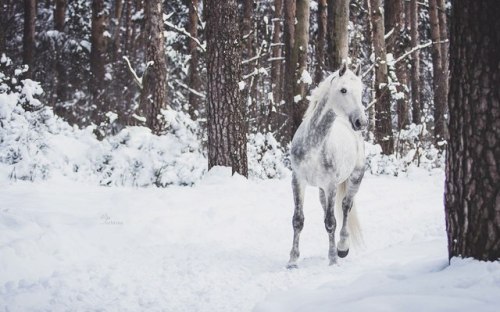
[324,184,338,265]
[337,167,364,258]
[287,173,305,269]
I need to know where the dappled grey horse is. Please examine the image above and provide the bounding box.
[287,63,367,268]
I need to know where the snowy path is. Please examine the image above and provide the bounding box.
[1,168,499,311]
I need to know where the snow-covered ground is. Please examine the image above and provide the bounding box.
[1,167,499,311]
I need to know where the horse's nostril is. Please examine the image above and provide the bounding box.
[355,119,361,129]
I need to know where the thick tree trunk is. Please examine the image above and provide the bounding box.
[139,0,168,134]
[429,0,446,142]
[314,0,327,84]
[291,0,310,135]
[370,0,394,155]
[205,0,248,177]
[23,0,36,79]
[187,0,201,121]
[90,0,107,108]
[327,0,349,71]
[409,0,421,124]
[445,0,500,261]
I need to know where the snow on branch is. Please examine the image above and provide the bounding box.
[163,14,206,52]
[123,56,143,89]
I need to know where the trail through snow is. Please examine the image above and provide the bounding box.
[1,167,499,311]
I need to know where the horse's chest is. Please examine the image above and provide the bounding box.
[291,121,363,186]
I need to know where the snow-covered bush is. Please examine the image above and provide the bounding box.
[365,123,445,176]
[0,54,207,186]
[248,132,289,179]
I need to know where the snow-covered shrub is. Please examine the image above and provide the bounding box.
[365,123,445,176]
[248,132,289,179]
[0,54,207,186]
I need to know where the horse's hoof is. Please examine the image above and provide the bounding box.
[337,249,349,258]
[286,263,298,270]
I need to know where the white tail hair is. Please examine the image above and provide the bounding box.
[335,180,363,247]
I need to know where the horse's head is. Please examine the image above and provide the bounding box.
[328,63,367,131]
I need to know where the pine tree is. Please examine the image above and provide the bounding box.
[445,0,500,261]
[205,0,248,177]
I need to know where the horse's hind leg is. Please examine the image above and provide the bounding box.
[337,167,364,258]
[324,184,338,265]
[287,173,305,269]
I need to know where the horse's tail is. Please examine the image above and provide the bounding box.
[335,181,363,247]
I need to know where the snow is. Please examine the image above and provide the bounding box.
[1,168,499,311]
[300,70,312,85]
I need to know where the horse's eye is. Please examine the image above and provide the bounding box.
[341,88,347,94]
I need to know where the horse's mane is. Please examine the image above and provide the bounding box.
[303,71,337,120]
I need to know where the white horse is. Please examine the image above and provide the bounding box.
[287,63,367,268]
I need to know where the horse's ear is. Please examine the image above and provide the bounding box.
[339,61,347,77]
[354,63,361,76]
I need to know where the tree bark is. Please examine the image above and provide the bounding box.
[205,0,248,177]
[269,0,283,126]
[369,0,394,155]
[437,0,449,134]
[53,0,66,115]
[314,0,327,84]
[187,0,201,121]
[282,0,296,141]
[327,0,349,71]
[445,0,500,261]
[291,0,310,135]
[54,0,66,31]
[112,0,124,61]
[429,0,446,142]
[90,0,107,107]
[139,0,168,134]
[23,0,36,79]
[409,0,421,124]
[385,0,409,130]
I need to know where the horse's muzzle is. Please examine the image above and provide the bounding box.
[350,114,368,131]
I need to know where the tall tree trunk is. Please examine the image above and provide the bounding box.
[23,0,36,79]
[54,0,66,31]
[90,0,107,113]
[429,0,446,142]
[445,0,500,261]
[269,0,283,127]
[139,0,168,134]
[385,0,409,130]
[370,0,394,155]
[314,0,327,84]
[409,0,421,124]
[327,0,349,71]
[187,0,201,121]
[437,0,449,134]
[241,0,256,127]
[205,0,248,177]
[291,0,310,135]
[112,0,123,62]
[282,0,296,141]
[365,0,376,133]
[53,0,66,115]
